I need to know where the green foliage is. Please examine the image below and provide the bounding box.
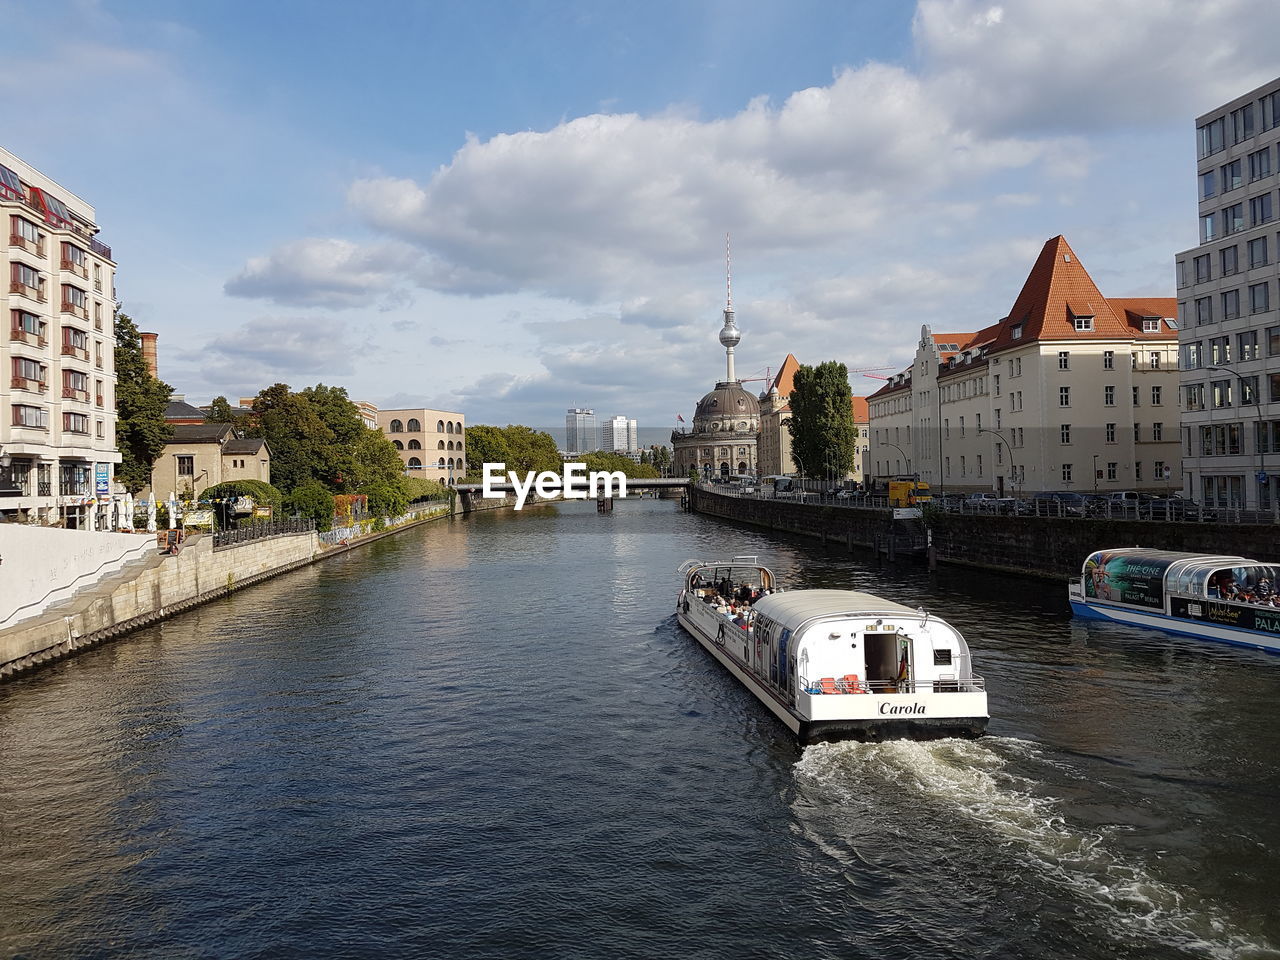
[461,424,560,481]
[580,451,659,478]
[404,476,450,501]
[786,360,857,479]
[287,481,336,532]
[204,396,243,427]
[649,445,672,475]
[689,466,701,483]
[362,479,409,519]
[198,479,284,510]
[242,384,410,515]
[113,311,173,492]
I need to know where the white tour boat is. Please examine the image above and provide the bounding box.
[676,557,989,742]
[1069,548,1280,653]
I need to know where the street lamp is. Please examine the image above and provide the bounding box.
[882,441,911,477]
[1204,366,1265,508]
[1092,455,1099,494]
[977,427,1017,497]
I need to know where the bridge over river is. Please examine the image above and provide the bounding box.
[452,476,689,511]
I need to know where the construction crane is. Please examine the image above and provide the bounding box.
[739,365,896,387]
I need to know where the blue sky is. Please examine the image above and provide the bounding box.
[4,0,1279,428]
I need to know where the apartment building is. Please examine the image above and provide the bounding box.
[1176,78,1280,509]
[565,408,597,454]
[1,147,119,528]
[602,414,638,453]
[868,236,1182,496]
[377,408,466,483]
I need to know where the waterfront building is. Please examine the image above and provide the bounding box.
[672,277,759,479]
[565,408,597,454]
[602,415,638,453]
[143,423,270,499]
[378,407,466,484]
[757,352,869,485]
[355,400,378,430]
[0,146,120,528]
[1176,77,1280,510]
[868,236,1181,496]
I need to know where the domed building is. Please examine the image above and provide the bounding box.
[672,283,760,479]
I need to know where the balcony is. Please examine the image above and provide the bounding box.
[90,237,112,260]
[61,258,88,279]
[62,386,90,402]
[59,480,90,496]
[11,416,48,431]
[94,279,102,292]
[9,280,46,302]
[61,343,89,361]
[9,327,48,348]
[61,300,89,320]
[96,394,104,406]
[8,234,45,257]
[11,376,47,394]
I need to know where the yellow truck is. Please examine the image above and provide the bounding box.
[888,480,931,507]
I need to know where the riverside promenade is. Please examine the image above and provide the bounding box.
[0,500,454,681]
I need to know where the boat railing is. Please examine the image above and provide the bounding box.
[801,674,985,694]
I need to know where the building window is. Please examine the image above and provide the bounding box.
[1198,117,1225,158]
[1155,460,1166,480]
[1060,424,1071,444]
[1231,103,1255,143]
[1212,379,1233,408]
[13,404,47,428]
[1151,385,1162,406]
[1249,236,1270,268]
[1107,462,1118,481]
[993,374,1000,395]
[1225,203,1245,234]
[96,420,105,439]
[1222,289,1241,320]
[1011,324,1023,340]
[959,416,965,437]
[1221,245,1239,276]
[1134,423,1142,443]
[1239,330,1260,361]
[1058,351,1069,370]
[176,455,194,475]
[1101,350,1113,370]
[1073,315,1093,331]
[1195,297,1213,325]
[63,412,89,434]
[1185,383,1206,411]
[1183,341,1203,368]
[1133,386,1141,406]
[407,418,421,431]
[1193,254,1211,283]
[1267,325,1280,357]
[1059,386,1070,407]
[1200,213,1218,243]
[11,262,43,295]
[1223,158,1244,191]
[389,419,403,433]
[1143,319,1161,333]
[1103,385,1115,406]
[1240,376,1258,405]
[1149,351,1161,369]
[1201,170,1216,199]
[1061,463,1073,483]
[1105,423,1116,443]
[1250,193,1274,227]
[408,439,421,450]
[1250,282,1270,314]
[1210,335,1231,365]
[1249,147,1272,182]
[1272,372,1280,403]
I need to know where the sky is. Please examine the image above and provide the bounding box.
[4,0,1280,430]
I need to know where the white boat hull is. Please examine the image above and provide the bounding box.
[676,600,988,743]
[1071,598,1280,654]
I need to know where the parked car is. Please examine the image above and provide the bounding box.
[1030,491,1089,517]
[1144,496,1203,521]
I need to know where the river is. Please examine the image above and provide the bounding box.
[1,499,1278,959]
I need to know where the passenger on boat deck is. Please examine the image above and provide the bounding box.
[736,584,753,604]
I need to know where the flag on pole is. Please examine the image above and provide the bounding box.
[676,414,685,422]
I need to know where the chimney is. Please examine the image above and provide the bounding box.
[140,331,159,378]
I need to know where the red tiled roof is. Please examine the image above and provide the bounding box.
[851,396,869,423]
[986,236,1173,353]
[770,353,801,396]
[1108,298,1178,339]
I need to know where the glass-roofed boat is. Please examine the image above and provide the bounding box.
[1068,548,1280,653]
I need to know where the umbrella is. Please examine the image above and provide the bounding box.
[147,498,157,533]
[124,492,135,531]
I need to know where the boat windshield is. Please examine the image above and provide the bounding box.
[1203,564,1280,602]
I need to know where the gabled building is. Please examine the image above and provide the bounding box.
[868,236,1182,496]
[758,353,869,484]
[144,422,270,499]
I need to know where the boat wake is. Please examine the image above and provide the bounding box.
[795,738,1277,959]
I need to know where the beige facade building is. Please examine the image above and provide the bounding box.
[868,236,1182,496]
[757,352,870,484]
[144,423,270,499]
[377,408,466,483]
[1,146,120,528]
[1176,77,1280,509]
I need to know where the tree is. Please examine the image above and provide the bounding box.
[502,425,562,475]
[204,396,243,427]
[287,481,336,532]
[786,360,857,479]
[114,311,173,492]
[198,479,284,512]
[581,451,659,479]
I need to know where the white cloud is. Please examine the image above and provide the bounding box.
[225,238,418,308]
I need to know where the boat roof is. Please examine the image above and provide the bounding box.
[755,589,920,622]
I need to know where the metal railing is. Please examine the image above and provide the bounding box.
[212,518,314,548]
[801,674,986,694]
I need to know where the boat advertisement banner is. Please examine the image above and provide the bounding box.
[1169,597,1280,637]
[1083,551,1176,609]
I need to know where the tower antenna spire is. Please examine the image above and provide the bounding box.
[725,231,732,310]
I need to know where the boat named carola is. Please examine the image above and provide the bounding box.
[676,557,989,742]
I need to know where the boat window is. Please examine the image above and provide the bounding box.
[933,648,952,666]
[1207,565,1279,601]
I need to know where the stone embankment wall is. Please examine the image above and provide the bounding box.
[689,487,1280,580]
[0,530,320,679]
